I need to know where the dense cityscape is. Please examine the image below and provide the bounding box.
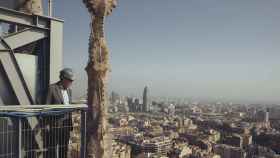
[101,86,280,158]
[0,1,280,158]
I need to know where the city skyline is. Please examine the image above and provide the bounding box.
[46,0,280,104]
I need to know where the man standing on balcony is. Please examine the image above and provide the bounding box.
[45,68,75,158]
[46,68,74,105]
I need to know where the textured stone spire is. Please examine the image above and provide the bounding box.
[82,0,117,158]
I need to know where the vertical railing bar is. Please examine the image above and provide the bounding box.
[15,118,22,158]
[31,118,33,158]
[4,118,6,157]
[10,118,13,158]
[6,118,8,158]
[55,116,58,158]
[0,117,1,156]
[3,118,5,157]
[80,110,87,158]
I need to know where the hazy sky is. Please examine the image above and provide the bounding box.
[46,0,280,103]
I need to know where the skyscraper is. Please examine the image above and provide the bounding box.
[143,86,149,112]
[265,108,269,123]
[110,91,119,105]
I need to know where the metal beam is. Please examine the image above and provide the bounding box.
[0,28,47,50]
[49,20,63,83]
[15,118,22,158]
[0,7,47,29]
[0,97,4,105]
[0,7,63,29]
[0,44,7,50]
[0,52,32,105]
[0,59,19,105]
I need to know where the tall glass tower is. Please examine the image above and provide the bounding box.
[143,86,149,112]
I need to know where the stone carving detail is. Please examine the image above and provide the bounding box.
[83,0,117,157]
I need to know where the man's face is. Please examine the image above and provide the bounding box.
[62,79,73,89]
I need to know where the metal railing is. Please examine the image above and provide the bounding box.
[0,104,87,158]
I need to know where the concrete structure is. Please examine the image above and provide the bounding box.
[242,134,252,147]
[213,144,246,158]
[112,140,131,158]
[127,97,144,112]
[269,107,280,120]
[142,136,172,156]
[168,104,175,115]
[223,134,243,148]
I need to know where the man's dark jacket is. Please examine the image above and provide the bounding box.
[45,81,73,130]
[44,81,73,156]
[45,81,72,105]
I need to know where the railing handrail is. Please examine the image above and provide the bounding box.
[0,104,88,112]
